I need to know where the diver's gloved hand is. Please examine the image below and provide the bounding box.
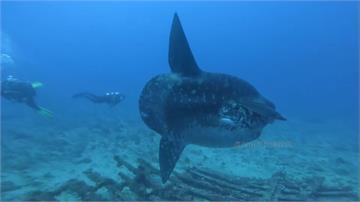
[37,107,53,118]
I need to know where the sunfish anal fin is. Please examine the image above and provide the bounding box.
[168,13,201,77]
[159,136,185,183]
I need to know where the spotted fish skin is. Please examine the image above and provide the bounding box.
[139,71,277,148]
[138,13,285,183]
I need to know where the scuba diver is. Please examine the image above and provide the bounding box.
[72,92,125,106]
[1,75,53,117]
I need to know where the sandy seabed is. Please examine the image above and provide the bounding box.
[1,109,359,201]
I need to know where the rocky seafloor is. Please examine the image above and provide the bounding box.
[1,111,359,201]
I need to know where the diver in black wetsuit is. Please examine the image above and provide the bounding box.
[1,75,53,117]
[72,92,125,106]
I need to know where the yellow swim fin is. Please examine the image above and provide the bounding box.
[37,107,53,118]
[32,82,43,89]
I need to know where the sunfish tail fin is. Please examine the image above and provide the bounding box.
[168,13,201,77]
[159,136,185,183]
[240,99,287,121]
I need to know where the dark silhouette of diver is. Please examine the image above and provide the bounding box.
[1,75,53,117]
[73,92,125,106]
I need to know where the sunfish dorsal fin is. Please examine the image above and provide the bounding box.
[168,13,201,76]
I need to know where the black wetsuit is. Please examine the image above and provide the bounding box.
[73,92,125,106]
[1,80,40,110]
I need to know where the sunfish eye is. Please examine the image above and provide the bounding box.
[219,117,235,126]
[219,102,241,118]
[219,101,265,129]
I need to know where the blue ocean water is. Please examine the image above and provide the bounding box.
[1,2,359,201]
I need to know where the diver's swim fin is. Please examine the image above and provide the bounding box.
[37,107,53,118]
[32,82,43,89]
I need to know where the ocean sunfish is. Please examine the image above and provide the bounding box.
[139,13,285,183]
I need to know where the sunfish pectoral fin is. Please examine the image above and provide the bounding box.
[168,13,201,77]
[159,135,186,183]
